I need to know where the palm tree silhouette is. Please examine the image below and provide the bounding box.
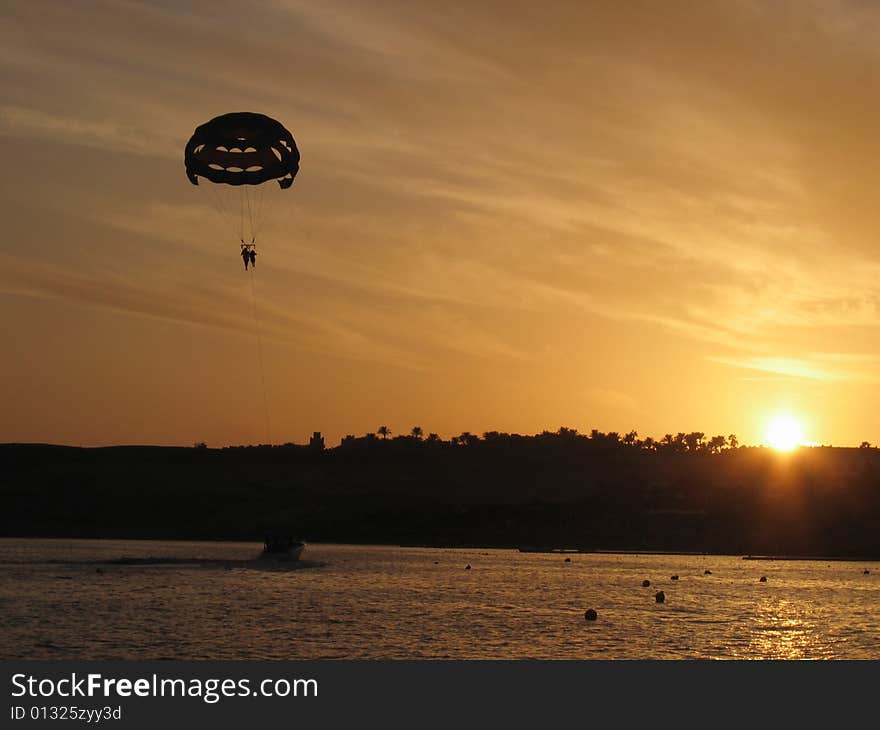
[377,425,391,440]
[411,426,424,440]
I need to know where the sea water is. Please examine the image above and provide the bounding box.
[1,539,877,659]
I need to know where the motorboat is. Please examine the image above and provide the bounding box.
[262,535,305,560]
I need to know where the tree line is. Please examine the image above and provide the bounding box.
[338,426,739,453]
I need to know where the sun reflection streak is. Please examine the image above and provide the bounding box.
[747,598,827,659]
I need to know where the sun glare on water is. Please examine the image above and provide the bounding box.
[765,415,805,451]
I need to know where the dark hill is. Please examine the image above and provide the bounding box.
[3,433,880,556]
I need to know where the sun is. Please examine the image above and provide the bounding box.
[765,415,804,451]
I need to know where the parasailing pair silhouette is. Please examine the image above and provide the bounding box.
[184,112,300,445]
[184,111,300,269]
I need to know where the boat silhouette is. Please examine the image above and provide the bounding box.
[262,534,305,560]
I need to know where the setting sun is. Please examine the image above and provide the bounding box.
[765,415,805,451]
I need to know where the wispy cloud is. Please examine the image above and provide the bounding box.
[709,354,880,383]
[0,105,177,158]
[584,387,638,413]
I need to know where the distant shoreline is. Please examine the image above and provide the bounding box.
[5,442,880,560]
[1,535,878,562]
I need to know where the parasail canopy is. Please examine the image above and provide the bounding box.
[184,112,300,189]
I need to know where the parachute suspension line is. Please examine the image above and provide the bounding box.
[203,182,236,239]
[239,187,246,243]
[249,269,272,446]
[252,184,267,242]
[244,185,251,241]
[252,181,282,244]
[208,182,233,238]
[252,184,265,240]
[245,184,257,243]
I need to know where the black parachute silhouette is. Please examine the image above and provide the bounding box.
[184,112,300,246]
[184,112,299,188]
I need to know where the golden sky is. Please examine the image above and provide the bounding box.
[2,0,880,447]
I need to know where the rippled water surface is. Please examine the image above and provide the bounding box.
[1,539,878,659]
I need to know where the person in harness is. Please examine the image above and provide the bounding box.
[240,240,257,270]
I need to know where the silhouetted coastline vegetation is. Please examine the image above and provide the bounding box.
[4,427,880,557]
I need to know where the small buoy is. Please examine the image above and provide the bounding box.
[434,561,440,565]
[655,590,665,603]
[95,568,104,574]
[704,570,712,575]
[671,575,679,581]
[564,557,571,563]
[863,569,870,575]
[759,576,767,582]
[642,579,651,587]
[584,608,598,621]
[465,564,471,570]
